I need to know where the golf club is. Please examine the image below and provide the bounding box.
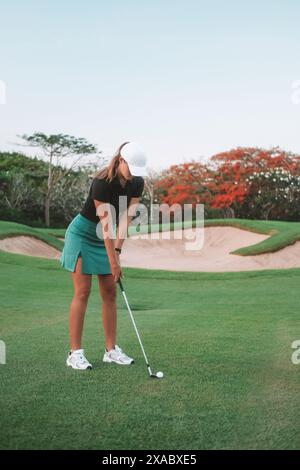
[117,278,164,379]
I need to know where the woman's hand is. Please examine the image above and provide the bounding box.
[111,260,123,283]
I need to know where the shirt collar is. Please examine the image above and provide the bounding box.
[111,175,133,187]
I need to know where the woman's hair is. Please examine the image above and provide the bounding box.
[93,141,133,182]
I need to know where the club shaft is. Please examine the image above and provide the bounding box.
[119,288,150,369]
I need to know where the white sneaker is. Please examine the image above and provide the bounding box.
[103,344,134,365]
[66,349,92,370]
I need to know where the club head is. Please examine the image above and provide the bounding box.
[150,371,164,379]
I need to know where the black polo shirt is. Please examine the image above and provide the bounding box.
[80,175,145,224]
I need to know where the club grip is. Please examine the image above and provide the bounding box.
[118,278,124,292]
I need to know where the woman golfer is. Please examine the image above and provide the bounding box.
[60,141,147,370]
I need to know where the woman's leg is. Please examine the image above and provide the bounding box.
[97,274,117,351]
[69,256,92,350]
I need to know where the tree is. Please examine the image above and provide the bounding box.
[0,152,48,224]
[155,161,213,220]
[50,168,92,224]
[243,168,300,220]
[18,133,102,226]
[208,146,300,219]
[143,168,161,223]
[156,161,212,205]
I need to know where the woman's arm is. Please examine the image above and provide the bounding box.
[93,199,122,282]
[115,197,141,251]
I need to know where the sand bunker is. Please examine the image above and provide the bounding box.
[121,226,300,272]
[0,236,61,260]
[1,227,300,271]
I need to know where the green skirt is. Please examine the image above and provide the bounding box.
[60,213,115,275]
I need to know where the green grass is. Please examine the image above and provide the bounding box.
[3,218,300,257]
[0,250,300,450]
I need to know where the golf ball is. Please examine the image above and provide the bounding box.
[156,371,164,378]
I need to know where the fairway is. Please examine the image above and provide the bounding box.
[0,251,299,450]
[2,0,300,456]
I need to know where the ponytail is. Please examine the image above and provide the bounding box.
[93,141,130,182]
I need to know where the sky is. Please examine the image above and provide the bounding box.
[0,0,300,171]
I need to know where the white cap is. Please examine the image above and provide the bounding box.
[120,141,147,176]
